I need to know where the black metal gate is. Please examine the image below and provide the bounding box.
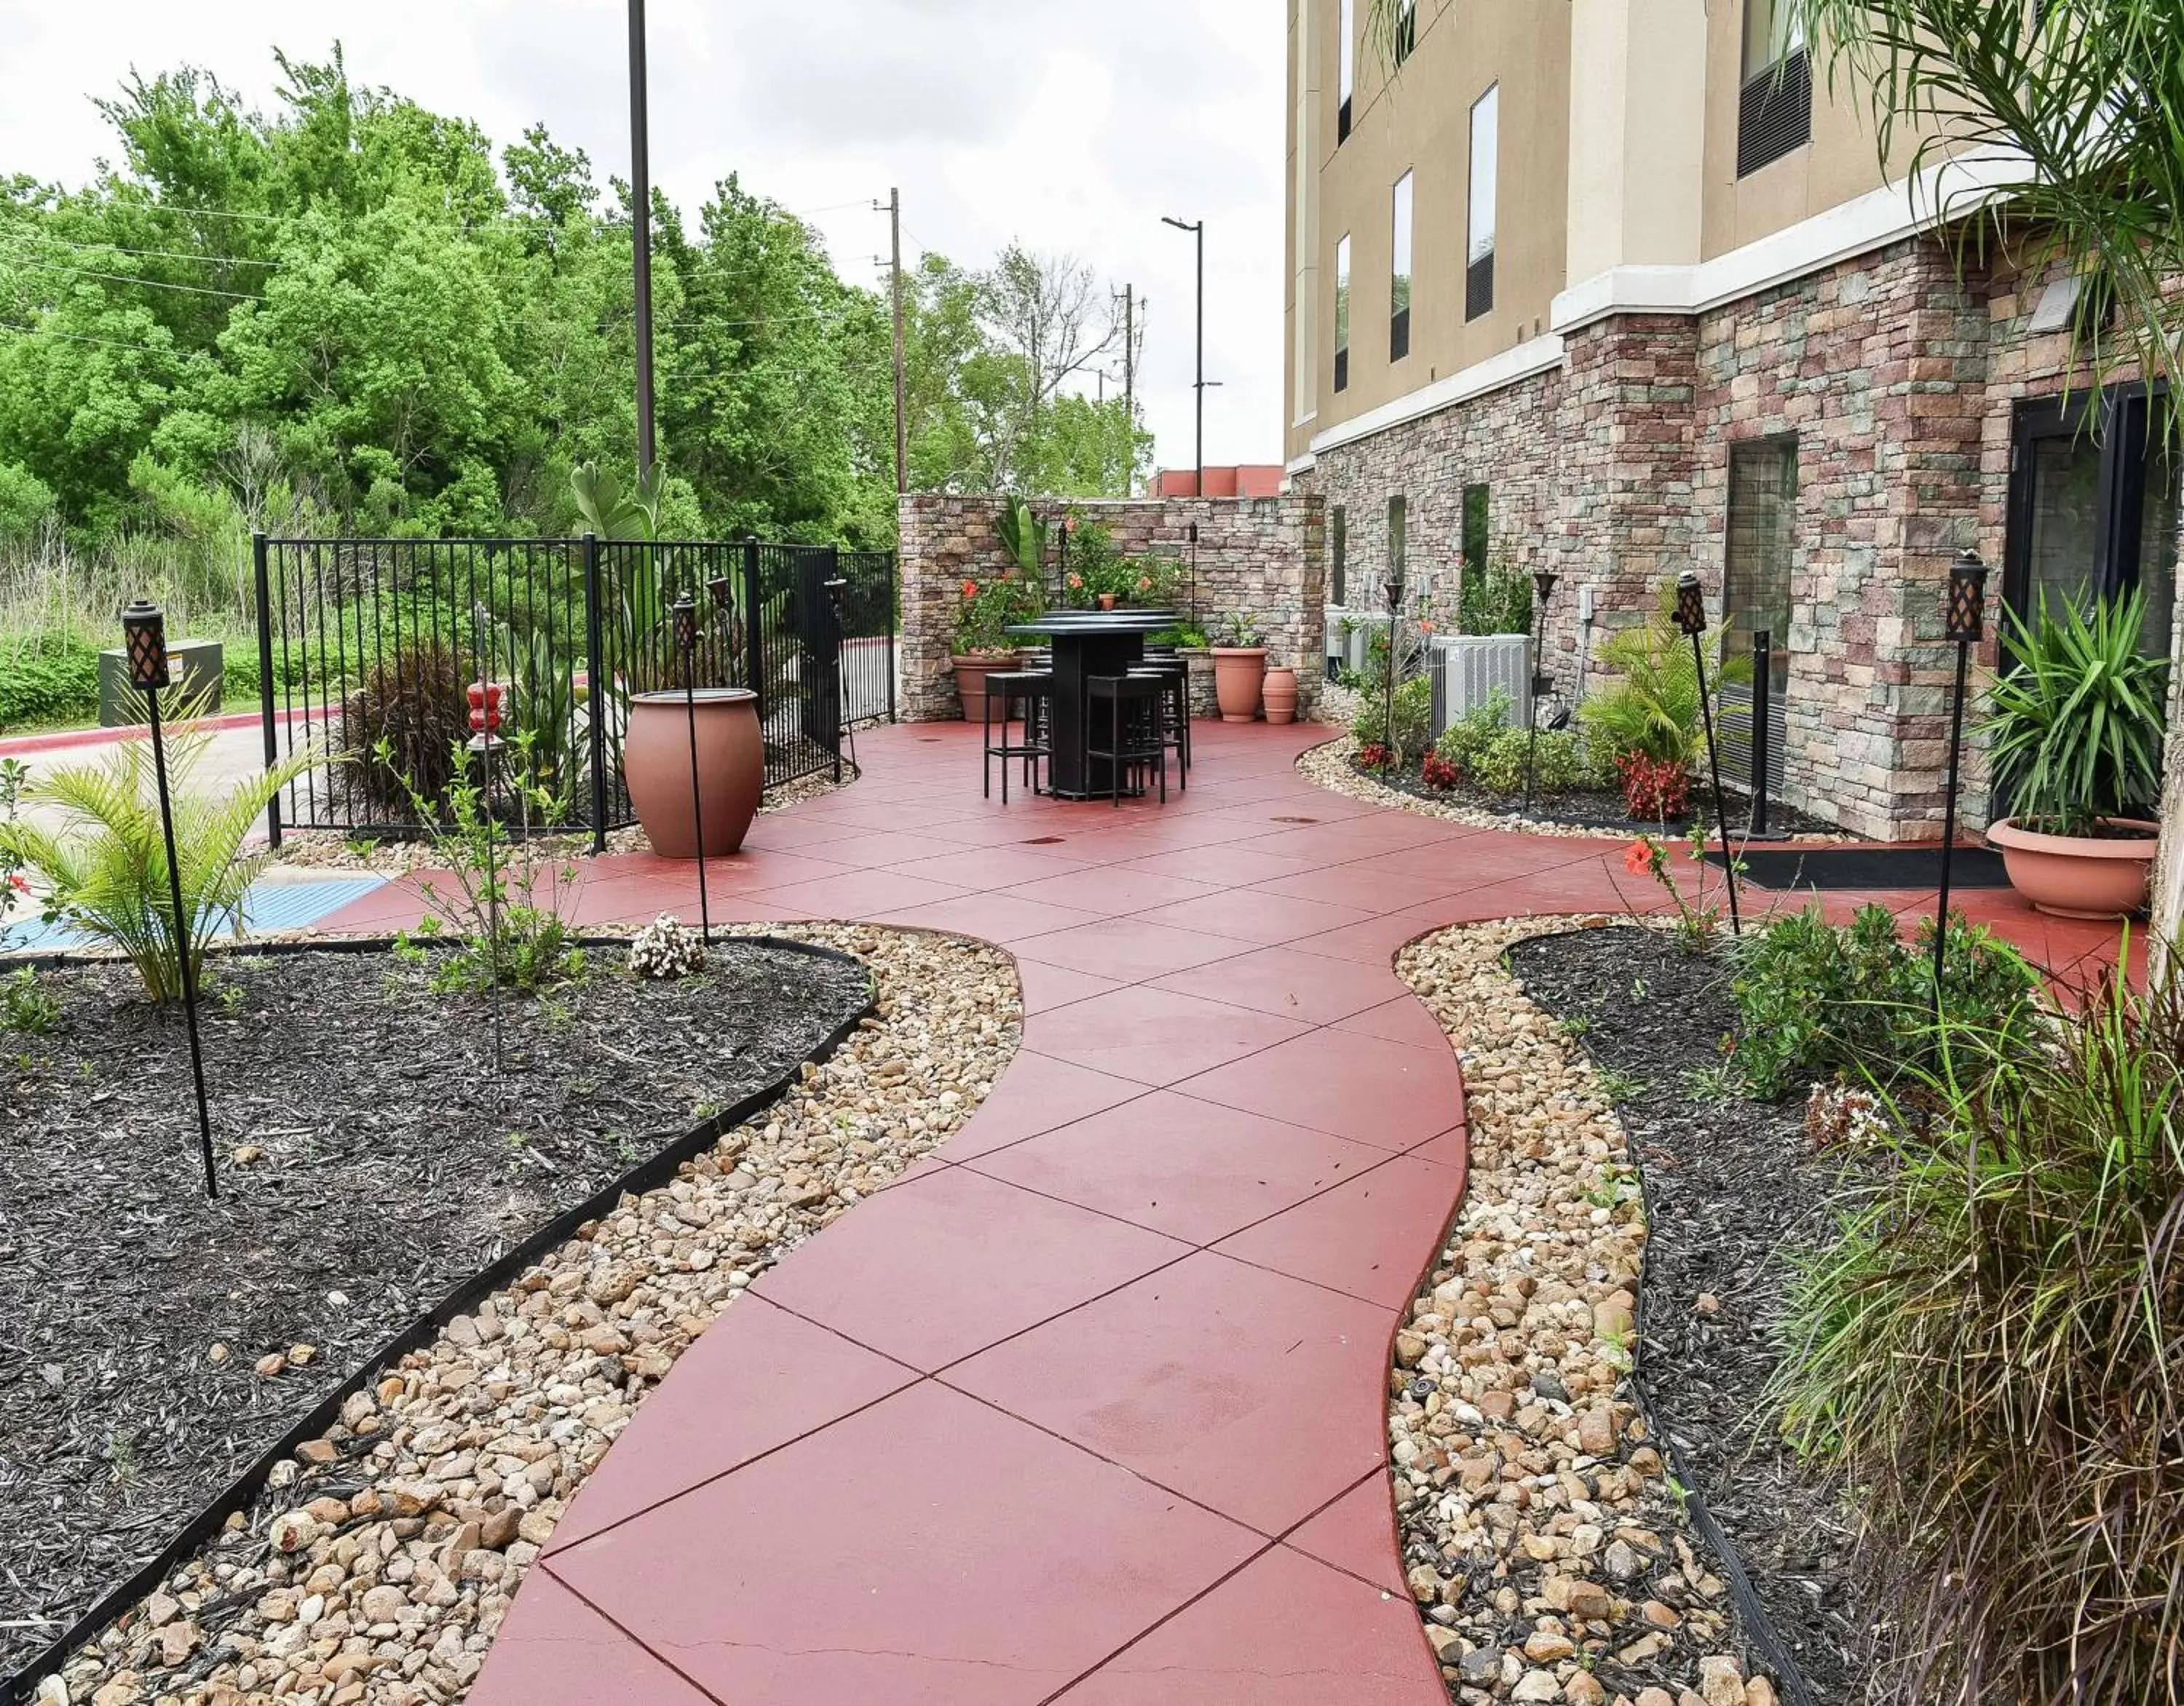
[253,532,895,848]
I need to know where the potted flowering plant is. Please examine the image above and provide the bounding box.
[1210,611,1269,723]
[951,573,1040,723]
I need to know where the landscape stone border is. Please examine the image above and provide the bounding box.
[22,924,1018,1706]
[1390,917,1785,1706]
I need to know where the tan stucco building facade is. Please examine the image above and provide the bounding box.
[1283,0,2179,840]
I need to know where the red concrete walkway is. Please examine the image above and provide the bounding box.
[314,722,2115,1705]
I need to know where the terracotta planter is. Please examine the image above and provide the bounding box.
[951,653,1021,725]
[1985,817,2159,919]
[623,689,763,859]
[1210,647,1268,723]
[1097,592,1119,611]
[1262,667,1299,725]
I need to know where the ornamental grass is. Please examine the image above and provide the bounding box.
[1776,950,2184,1705]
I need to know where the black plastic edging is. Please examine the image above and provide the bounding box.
[2,935,875,1706]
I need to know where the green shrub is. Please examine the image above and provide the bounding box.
[1458,560,1533,635]
[1354,673,1433,766]
[1,967,60,1034]
[1723,902,2041,1098]
[1471,726,1581,795]
[1433,689,1512,770]
[0,634,101,731]
[1774,956,2184,1705]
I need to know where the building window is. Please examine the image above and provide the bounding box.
[1725,435,1797,790]
[1738,0,1811,177]
[1466,85,1497,321]
[1390,170,1414,363]
[1393,0,1417,66]
[1332,505,1348,606]
[1462,483,1489,571]
[1388,494,1407,592]
[1334,233,1351,393]
[1337,0,1355,143]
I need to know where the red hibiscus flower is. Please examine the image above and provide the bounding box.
[961,579,978,600]
[1623,838,1655,877]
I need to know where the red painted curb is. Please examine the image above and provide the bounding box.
[0,707,315,758]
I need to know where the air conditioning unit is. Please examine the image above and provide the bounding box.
[1324,607,1389,678]
[1428,635,1532,737]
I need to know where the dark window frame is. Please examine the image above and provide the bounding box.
[1737,0,1811,178]
[1332,505,1348,606]
[1393,0,1417,66]
[2003,381,2177,619]
[1461,484,1490,571]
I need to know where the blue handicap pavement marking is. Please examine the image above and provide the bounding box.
[0,875,387,954]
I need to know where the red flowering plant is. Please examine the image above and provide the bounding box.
[1615,751,1691,821]
[1621,828,1741,953]
[1421,750,1460,790]
[954,572,1044,657]
[1357,742,1397,774]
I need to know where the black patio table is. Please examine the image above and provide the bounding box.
[1006,608,1179,800]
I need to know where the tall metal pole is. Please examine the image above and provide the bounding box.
[890,187,907,499]
[1935,550,1990,1020]
[1162,217,1206,496]
[1677,574,1741,937]
[149,686,218,1201]
[1193,224,1205,498]
[674,595,711,944]
[1123,285,1135,424]
[628,0,657,477]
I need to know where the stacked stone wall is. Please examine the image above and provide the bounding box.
[897,494,1326,723]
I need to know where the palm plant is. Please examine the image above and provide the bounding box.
[1577,582,1750,768]
[1987,588,2168,836]
[0,731,320,1004]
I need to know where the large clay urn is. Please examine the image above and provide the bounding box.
[624,688,764,857]
[1210,646,1268,723]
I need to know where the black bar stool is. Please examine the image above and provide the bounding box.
[983,670,1053,804]
[1085,673,1168,806]
[1130,656,1191,784]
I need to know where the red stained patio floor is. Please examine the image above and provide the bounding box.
[310,721,2109,1706]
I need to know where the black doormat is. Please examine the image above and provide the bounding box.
[1706,844,2011,891]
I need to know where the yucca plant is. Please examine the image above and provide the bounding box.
[1775,950,2184,1705]
[0,728,321,1004]
[1987,589,2168,838]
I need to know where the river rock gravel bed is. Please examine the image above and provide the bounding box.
[1392,918,1780,1706]
[24,924,1018,1706]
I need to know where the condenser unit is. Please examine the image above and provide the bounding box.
[1324,607,1389,680]
[1428,635,1532,737]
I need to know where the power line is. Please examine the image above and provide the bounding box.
[0,256,264,301]
[0,320,179,356]
[0,231,280,269]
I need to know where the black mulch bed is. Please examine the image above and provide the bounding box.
[1508,926,1876,1705]
[0,941,870,1678]
[1351,758,1840,839]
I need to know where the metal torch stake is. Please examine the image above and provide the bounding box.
[147,684,219,1200]
[1934,636,1973,1019]
[1688,628,1742,937]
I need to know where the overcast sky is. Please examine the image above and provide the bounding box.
[0,0,1287,475]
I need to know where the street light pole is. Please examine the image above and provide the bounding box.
[628,0,657,477]
[1162,216,1205,496]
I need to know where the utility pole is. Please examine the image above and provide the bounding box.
[1123,285,1135,421]
[890,186,907,497]
[628,0,657,477]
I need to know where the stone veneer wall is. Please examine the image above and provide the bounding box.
[897,493,1326,723]
[1305,364,1564,635]
[1292,231,2138,840]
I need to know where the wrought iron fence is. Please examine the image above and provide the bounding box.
[253,533,895,849]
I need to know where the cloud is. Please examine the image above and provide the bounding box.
[0,0,1286,470]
